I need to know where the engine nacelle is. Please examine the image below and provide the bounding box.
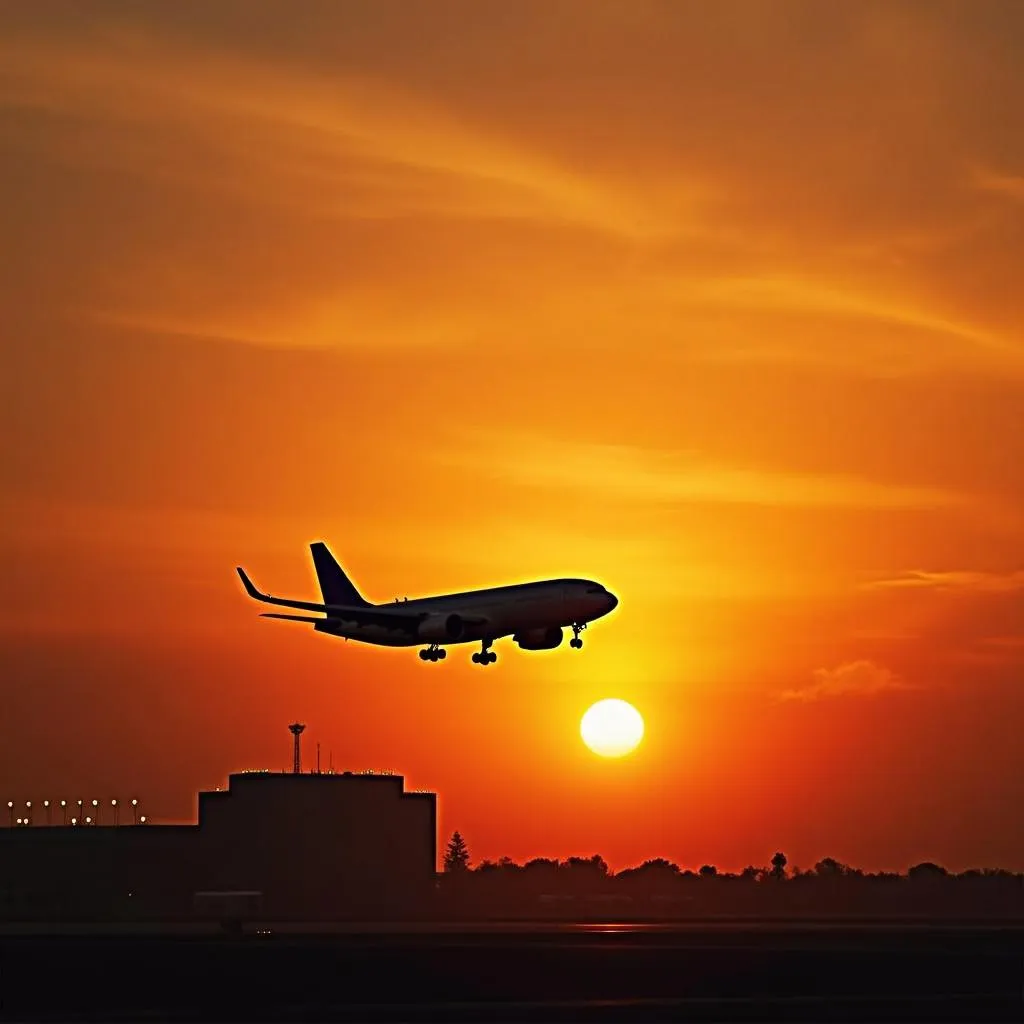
[417,613,466,643]
[513,626,563,650]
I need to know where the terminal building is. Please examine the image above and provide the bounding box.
[0,727,437,923]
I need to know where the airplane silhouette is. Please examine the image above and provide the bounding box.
[236,542,618,665]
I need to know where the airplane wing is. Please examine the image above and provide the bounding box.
[236,567,423,631]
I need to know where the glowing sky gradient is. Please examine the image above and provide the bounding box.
[2,0,1022,872]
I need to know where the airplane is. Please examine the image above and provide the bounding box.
[235,541,618,665]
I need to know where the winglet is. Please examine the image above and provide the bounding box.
[236,566,264,600]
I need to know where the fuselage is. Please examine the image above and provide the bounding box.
[314,578,616,647]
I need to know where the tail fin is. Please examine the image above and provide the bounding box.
[310,542,368,607]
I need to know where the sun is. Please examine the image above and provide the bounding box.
[580,699,644,758]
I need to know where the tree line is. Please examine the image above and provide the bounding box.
[439,832,1023,918]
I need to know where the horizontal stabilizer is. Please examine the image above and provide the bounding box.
[237,562,494,636]
[237,564,426,631]
[236,566,339,614]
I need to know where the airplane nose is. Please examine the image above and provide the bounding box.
[605,591,618,612]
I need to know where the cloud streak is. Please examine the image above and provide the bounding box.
[864,570,1024,593]
[441,435,968,511]
[971,167,1024,205]
[669,275,1023,371]
[0,33,672,239]
[2,10,1021,379]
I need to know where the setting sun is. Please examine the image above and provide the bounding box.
[580,699,645,758]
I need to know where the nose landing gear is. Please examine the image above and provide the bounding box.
[570,623,586,649]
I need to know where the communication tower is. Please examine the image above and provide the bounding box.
[288,722,306,774]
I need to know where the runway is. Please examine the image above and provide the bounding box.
[3,922,1022,1021]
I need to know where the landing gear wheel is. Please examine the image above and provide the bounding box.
[473,643,497,665]
[436,648,447,660]
[420,645,445,662]
[570,638,583,649]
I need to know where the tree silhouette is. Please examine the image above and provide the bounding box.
[908,861,948,881]
[638,858,680,875]
[565,854,609,876]
[771,851,788,879]
[814,857,851,877]
[443,831,470,872]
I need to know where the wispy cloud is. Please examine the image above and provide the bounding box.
[778,660,916,702]
[650,274,1024,377]
[4,24,1021,378]
[864,569,1024,593]
[0,33,675,239]
[683,275,1006,351]
[978,636,1024,649]
[970,166,1024,204]
[440,435,967,511]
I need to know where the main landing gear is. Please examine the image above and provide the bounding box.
[419,645,446,662]
[570,623,586,649]
[471,640,497,666]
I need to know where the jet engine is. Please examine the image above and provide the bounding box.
[417,613,466,642]
[513,626,563,650]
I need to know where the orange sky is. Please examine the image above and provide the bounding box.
[1,0,1022,872]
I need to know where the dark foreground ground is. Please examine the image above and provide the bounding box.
[1,922,1022,1022]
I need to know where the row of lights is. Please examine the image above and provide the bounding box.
[6,799,145,826]
[10,817,147,826]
